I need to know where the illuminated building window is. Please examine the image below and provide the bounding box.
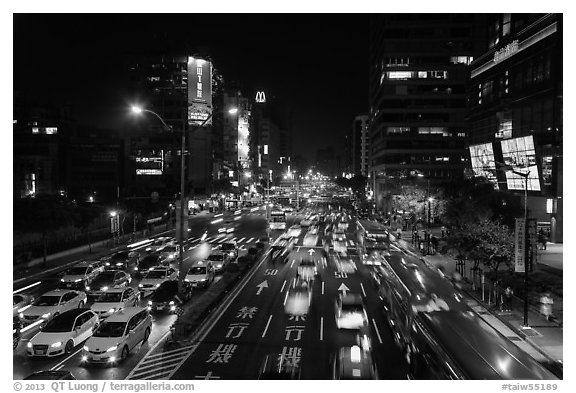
[387,71,413,80]
[263,144,268,154]
[147,76,160,82]
[418,71,427,78]
[385,57,410,66]
[386,127,410,135]
[457,132,466,137]
[450,56,474,65]
[418,127,449,136]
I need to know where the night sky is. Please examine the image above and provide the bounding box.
[13,13,369,162]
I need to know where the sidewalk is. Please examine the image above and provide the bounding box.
[391,228,563,377]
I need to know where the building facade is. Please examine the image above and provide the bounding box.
[352,115,370,176]
[467,13,562,242]
[368,14,484,212]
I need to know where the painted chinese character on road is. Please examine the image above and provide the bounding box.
[279,346,302,368]
[284,325,306,341]
[225,323,250,339]
[236,306,258,319]
[206,344,237,364]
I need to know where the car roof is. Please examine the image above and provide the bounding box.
[48,308,92,324]
[105,307,147,322]
[192,260,211,266]
[341,293,363,305]
[40,289,76,297]
[100,287,130,293]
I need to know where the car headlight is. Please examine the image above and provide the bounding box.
[105,262,110,266]
[83,345,89,351]
[116,262,123,266]
[156,283,161,287]
[27,342,32,348]
[85,286,91,291]
[51,341,62,348]
[148,300,152,305]
[108,308,116,313]
[75,278,82,283]
[134,267,139,271]
[138,283,143,287]
[19,313,24,319]
[200,279,207,282]
[169,300,175,305]
[42,313,51,319]
[101,286,108,291]
[60,278,65,282]
[106,345,118,352]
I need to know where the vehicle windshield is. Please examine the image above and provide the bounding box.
[221,244,235,251]
[188,267,206,275]
[347,249,358,255]
[341,303,364,313]
[66,266,88,275]
[208,254,224,261]
[146,270,167,279]
[96,292,122,303]
[300,260,315,267]
[93,321,126,337]
[141,256,159,264]
[95,272,116,281]
[33,296,61,306]
[112,252,129,260]
[163,246,177,253]
[42,316,74,332]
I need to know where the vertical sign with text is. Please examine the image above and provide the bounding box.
[514,218,525,273]
[187,57,213,126]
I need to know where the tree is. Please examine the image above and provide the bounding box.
[73,205,103,254]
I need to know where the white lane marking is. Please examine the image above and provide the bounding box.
[230,237,238,242]
[360,283,366,297]
[246,237,254,243]
[321,281,325,295]
[214,213,223,218]
[217,237,228,244]
[142,344,197,360]
[20,319,44,333]
[280,280,287,293]
[190,238,200,244]
[290,259,295,268]
[320,317,324,341]
[184,256,190,261]
[262,315,273,338]
[296,246,301,252]
[54,364,64,371]
[50,347,82,371]
[283,291,289,306]
[371,318,383,344]
[238,237,246,243]
[14,281,41,294]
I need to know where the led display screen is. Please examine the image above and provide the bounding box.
[187,57,213,126]
[500,136,541,191]
[469,142,499,189]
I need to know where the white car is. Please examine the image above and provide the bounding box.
[284,280,312,316]
[27,309,99,357]
[185,261,215,288]
[13,293,34,317]
[138,267,178,292]
[297,259,317,281]
[303,233,319,247]
[334,255,357,274]
[82,307,152,364]
[91,287,141,319]
[60,262,104,289]
[157,244,179,262]
[335,293,368,330]
[207,251,229,273]
[333,229,346,242]
[308,226,319,235]
[288,225,302,238]
[20,290,87,325]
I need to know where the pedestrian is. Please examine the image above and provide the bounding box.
[503,286,514,312]
[396,227,402,240]
[537,229,545,250]
[539,293,554,321]
[431,236,438,254]
[441,225,446,238]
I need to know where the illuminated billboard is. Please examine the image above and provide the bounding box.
[238,109,250,168]
[500,136,541,191]
[133,150,164,176]
[469,143,499,189]
[187,57,213,126]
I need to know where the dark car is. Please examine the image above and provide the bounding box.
[86,270,131,298]
[13,315,22,349]
[24,370,76,380]
[147,280,193,313]
[258,354,301,379]
[105,251,139,272]
[137,254,168,276]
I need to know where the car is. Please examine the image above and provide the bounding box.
[331,345,378,379]
[14,315,22,349]
[145,237,173,253]
[87,270,131,298]
[259,236,271,244]
[303,233,319,247]
[334,255,357,274]
[137,254,169,274]
[221,241,238,261]
[284,280,312,316]
[308,226,319,235]
[288,225,302,238]
[91,287,141,319]
[13,293,34,317]
[207,251,230,273]
[185,261,215,288]
[105,251,139,272]
[27,309,99,357]
[300,218,312,227]
[138,267,178,292]
[59,262,104,290]
[296,259,317,281]
[334,293,368,330]
[258,354,301,380]
[24,370,76,380]
[147,280,193,313]
[20,290,87,325]
[333,228,346,242]
[337,221,349,230]
[157,244,180,262]
[81,307,152,365]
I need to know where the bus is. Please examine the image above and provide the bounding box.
[269,210,287,230]
[374,250,557,380]
[357,220,390,253]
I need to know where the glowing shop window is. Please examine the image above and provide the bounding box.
[387,71,413,80]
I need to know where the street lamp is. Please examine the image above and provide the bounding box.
[131,105,237,293]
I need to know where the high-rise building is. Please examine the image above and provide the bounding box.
[368,14,484,212]
[352,115,370,176]
[467,14,562,242]
[223,89,252,186]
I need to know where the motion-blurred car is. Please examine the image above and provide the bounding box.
[24,370,76,380]
[27,309,99,357]
[145,237,173,253]
[87,270,131,298]
[185,261,215,288]
[288,225,302,237]
[333,228,346,242]
[20,290,87,325]
[105,251,139,272]
[138,267,177,292]
[296,259,317,281]
[91,287,140,319]
[331,345,378,379]
[334,293,368,330]
[13,293,34,316]
[303,233,319,247]
[207,251,230,273]
[334,255,357,274]
[221,241,238,261]
[148,280,193,313]
[258,354,301,380]
[13,315,22,349]
[81,307,152,365]
[60,262,104,289]
[157,244,179,262]
[284,280,312,316]
[137,254,169,275]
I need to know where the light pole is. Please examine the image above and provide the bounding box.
[131,105,237,293]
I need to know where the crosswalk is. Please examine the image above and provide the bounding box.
[126,343,198,380]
